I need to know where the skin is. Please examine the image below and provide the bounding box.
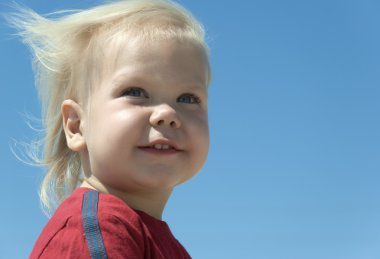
[62,37,209,219]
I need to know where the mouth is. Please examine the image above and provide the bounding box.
[150,143,176,150]
[138,140,182,154]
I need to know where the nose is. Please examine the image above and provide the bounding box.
[149,104,181,129]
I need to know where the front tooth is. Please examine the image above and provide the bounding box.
[154,144,162,149]
[162,144,170,150]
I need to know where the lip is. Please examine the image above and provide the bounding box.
[138,139,183,155]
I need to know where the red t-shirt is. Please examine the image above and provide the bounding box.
[30,188,191,259]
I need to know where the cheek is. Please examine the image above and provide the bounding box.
[84,107,148,182]
[188,115,210,157]
[90,103,145,131]
[86,106,147,157]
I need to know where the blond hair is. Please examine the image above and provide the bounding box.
[7,0,210,215]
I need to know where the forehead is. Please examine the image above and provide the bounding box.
[100,37,209,88]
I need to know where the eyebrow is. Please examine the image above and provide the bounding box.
[111,69,207,92]
[111,70,142,86]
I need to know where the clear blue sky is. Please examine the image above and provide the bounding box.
[1,0,380,258]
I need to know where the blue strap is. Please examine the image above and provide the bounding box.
[82,190,108,259]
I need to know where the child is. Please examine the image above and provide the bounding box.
[9,0,211,258]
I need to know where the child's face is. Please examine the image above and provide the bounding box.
[81,38,209,193]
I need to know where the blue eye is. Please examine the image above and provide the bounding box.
[177,94,201,104]
[122,87,148,98]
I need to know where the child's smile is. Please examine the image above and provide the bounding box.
[138,138,182,154]
[80,37,210,194]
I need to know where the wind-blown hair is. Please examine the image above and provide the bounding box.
[7,0,210,215]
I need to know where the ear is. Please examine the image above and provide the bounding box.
[61,99,86,152]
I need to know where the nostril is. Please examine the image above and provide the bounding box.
[157,120,164,126]
[170,121,176,127]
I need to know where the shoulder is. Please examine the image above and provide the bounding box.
[30,188,89,258]
[85,190,147,257]
[30,188,146,259]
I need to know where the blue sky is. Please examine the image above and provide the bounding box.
[1,0,379,258]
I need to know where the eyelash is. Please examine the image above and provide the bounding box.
[122,87,148,98]
[177,93,201,104]
[121,87,201,104]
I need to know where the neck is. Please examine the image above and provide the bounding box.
[80,180,172,220]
